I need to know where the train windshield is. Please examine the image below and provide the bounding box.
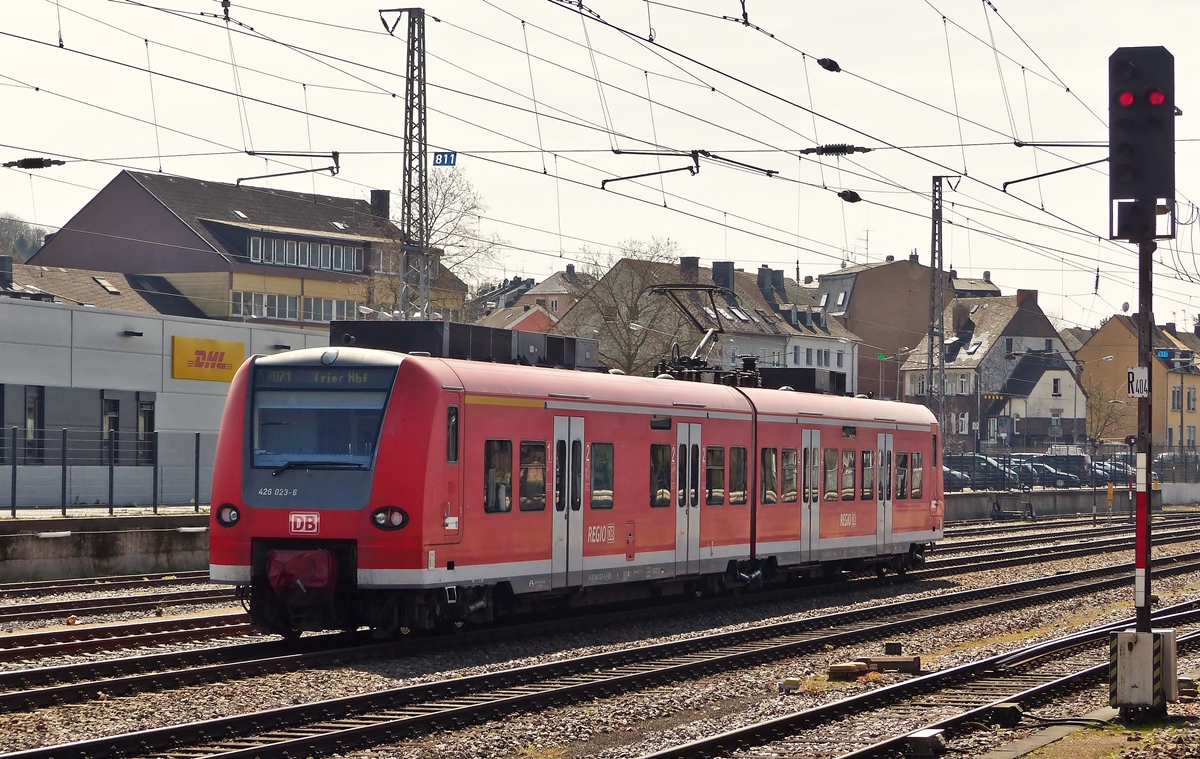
[251,365,396,470]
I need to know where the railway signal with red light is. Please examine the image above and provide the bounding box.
[1109,46,1175,242]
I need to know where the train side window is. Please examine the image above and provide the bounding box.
[932,434,938,467]
[591,442,614,509]
[895,451,910,499]
[650,443,672,507]
[484,439,512,513]
[760,448,778,504]
[861,450,874,500]
[911,452,923,499]
[705,446,725,505]
[677,443,687,507]
[571,440,583,511]
[781,448,798,503]
[823,448,839,501]
[446,405,459,463]
[729,446,748,505]
[519,441,546,511]
[554,440,567,512]
[841,449,856,501]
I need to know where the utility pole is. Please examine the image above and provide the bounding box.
[928,177,950,434]
[382,7,431,319]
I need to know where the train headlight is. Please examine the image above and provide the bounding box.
[216,504,241,527]
[370,506,408,531]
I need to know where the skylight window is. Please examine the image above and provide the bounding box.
[717,307,735,320]
[966,341,982,355]
[836,292,846,306]
[92,277,120,295]
[331,221,348,230]
[730,307,750,322]
[819,293,829,307]
[232,210,248,220]
[702,306,717,318]
[970,304,980,314]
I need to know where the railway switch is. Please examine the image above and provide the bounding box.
[1110,628,1178,718]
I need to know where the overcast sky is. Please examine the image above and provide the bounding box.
[3,0,1200,330]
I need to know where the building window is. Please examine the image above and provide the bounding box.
[354,247,364,272]
[958,412,969,435]
[805,347,813,366]
[836,350,844,368]
[298,242,310,267]
[823,349,831,366]
[916,374,926,396]
[1172,384,1183,411]
[1190,386,1198,412]
[1045,339,1053,352]
[333,245,344,271]
[302,297,358,323]
[1052,377,1062,397]
[249,236,262,262]
[25,386,44,464]
[1189,426,1196,448]
[1167,426,1176,448]
[549,298,559,313]
[102,397,119,465]
[137,400,155,465]
[1051,413,1061,427]
[792,346,800,365]
[320,244,332,269]
[959,373,969,394]
[1005,337,1014,355]
[264,238,277,264]
[484,439,512,513]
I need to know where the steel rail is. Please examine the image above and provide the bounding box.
[0,588,235,624]
[8,556,1200,759]
[0,571,211,599]
[635,604,1200,759]
[0,613,249,660]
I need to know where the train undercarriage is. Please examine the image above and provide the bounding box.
[243,540,928,638]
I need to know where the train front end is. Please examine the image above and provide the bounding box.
[209,347,413,637]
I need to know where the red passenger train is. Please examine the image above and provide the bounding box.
[209,347,943,636]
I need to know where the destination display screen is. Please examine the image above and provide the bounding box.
[254,366,396,390]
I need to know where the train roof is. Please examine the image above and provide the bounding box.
[255,347,937,429]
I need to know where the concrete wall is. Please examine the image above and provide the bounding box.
[0,514,209,581]
[943,488,1159,521]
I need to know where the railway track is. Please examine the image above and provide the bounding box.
[0,613,251,664]
[8,553,1200,758]
[0,571,211,600]
[937,516,1200,553]
[0,587,235,625]
[635,607,1200,759]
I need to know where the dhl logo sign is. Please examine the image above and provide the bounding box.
[172,336,244,382]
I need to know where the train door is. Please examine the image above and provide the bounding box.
[439,398,464,545]
[876,433,894,553]
[675,423,701,576]
[551,416,585,588]
[800,429,820,563]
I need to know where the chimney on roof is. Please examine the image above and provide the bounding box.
[370,189,390,219]
[680,256,699,282]
[949,269,958,279]
[524,304,530,312]
[1016,289,1038,308]
[566,263,575,276]
[0,256,11,290]
[983,270,992,283]
[952,301,971,331]
[756,265,774,303]
[1165,322,1178,336]
[770,269,785,292]
[885,254,895,262]
[908,251,919,263]
[803,275,813,284]
[712,261,735,291]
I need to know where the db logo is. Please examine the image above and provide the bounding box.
[289,512,320,535]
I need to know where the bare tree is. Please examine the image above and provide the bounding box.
[1083,371,1134,442]
[0,213,48,262]
[555,238,697,376]
[425,166,503,286]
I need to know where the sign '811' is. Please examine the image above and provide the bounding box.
[433,151,457,167]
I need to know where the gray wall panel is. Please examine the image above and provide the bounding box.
[71,311,164,355]
[72,349,162,392]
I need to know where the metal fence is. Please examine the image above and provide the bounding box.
[0,427,217,514]
[946,444,1200,491]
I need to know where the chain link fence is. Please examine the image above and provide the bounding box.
[0,427,217,514]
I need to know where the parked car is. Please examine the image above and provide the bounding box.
[943,454,1024,491]
[1017,462,1081,489]
[1039,454,1092,483]
[942,466,970,492]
